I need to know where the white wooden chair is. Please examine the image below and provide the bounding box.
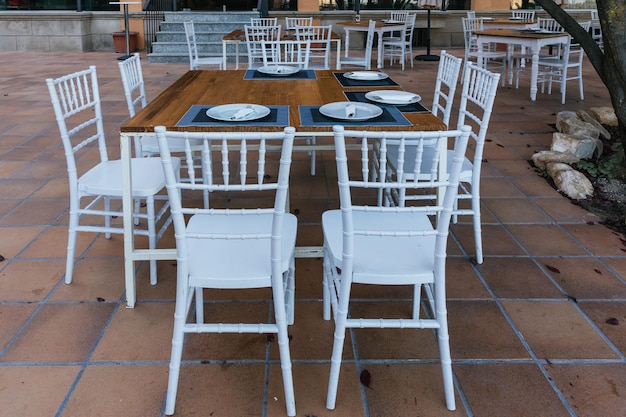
[388,63,500,264]
[261,39,311,68]
[245,24,281,68]
[322,124,472,411]
[285,16,313,29]
[390,10,409,22]
[156,126,298,417]
[250,17,278,26]
[118,53,210,208]
[462,17,507,86]
[382,13,416,70]
[183,21,223,70]
[537,23,589,104]
[295,25,333,69]
[46,66,178,286]
[339,19,376,70]
[511,10,535,20]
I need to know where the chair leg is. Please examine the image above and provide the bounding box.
[65,212,79,284]
[146,195,157,285]
[105,196,112,237]
[165,287,192,416]
[471,189,483,264]
[322,247,332,321]
[433,282,456,411]
[272,276,296,416]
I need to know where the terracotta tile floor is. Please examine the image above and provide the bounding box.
[1,49,625,417]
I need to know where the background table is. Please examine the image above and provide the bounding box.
[338,21,405,69]
[476,29,569,100]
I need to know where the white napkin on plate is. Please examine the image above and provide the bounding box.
[345,104,356,118]
[373,91,417,102]
[231,107,255,120]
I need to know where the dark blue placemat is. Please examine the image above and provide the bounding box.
[333,72,399,87]
[298,105,411,127]
[344,91,431,113]
[177,105,289,127]
[244,69,317,80]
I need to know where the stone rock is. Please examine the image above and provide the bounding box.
[557,116,600,139]
[577,109,611,140]
[589,106,618,126]
[547,163,594,200]
[532,150,580,170]
[556,111,578,126]
[551,132,598,159]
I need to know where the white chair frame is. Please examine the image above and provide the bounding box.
[157,126,298,417]
[339,19,376,70]
[183,21,223,70]
[322,124,472,411]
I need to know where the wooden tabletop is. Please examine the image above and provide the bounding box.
[478,28,569,39]
[120,70,445,134]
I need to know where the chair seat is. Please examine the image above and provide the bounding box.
[195,57,223,66]
[386,146,473,183]
[186,212,297,288]
[322,210,435,285]
[79,157,180,197]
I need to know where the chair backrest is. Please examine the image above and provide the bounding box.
[461,17,483,52]
[261,39,311,68]
[46,66,108,190]
[250,17,278,26]
[155,125,296,277]
[466,10,476,18]
[245,24,282,67]
[511,10,535,20]
[537,17,564,32]
[183,21,200,70]
[456,62,500,180]
[118,53,146,118]
[390,10,409,22]
[332,124,471,275]
[295,25,332,68]
[363,19,376,70]
[402,13,417,43]
[432,50,463,127]
[285,16,313,29]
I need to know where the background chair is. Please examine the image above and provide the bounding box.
[386,63,500,264]
[261,39,311,68]
[461,17,507,86]
[118,53,210,207]
[339,19,375,70]
[536,32,586,104]
[390,10,409,22]
[295,25,333,69]
[245,24,281,68]
[250,17,278,26]
[46,66,177,286]
[382,13,416,70]
[285,16,313,29]
[431,50,463,127]
[183,21,223,70]
[322,125,472,411]
[156,126,297,417]
[511,10,535,20]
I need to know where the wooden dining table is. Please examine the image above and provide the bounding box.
[119,69,446,307]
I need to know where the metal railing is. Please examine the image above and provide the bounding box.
[143,0,177,53]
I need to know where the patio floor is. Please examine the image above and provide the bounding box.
[0,49,625,417]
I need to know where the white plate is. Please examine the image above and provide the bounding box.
[381,19,402,24]
[206,104,271,122]
[365,90,421,105]
[319,101,383,121]
[343,71,389,81]
[257,65,300,76]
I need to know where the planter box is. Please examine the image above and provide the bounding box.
[113,31,139,53]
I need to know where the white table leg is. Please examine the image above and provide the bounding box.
[222,40,227,70]
[335,39,341,70]
[344,29,350,57]
[120,133,136,308]
[377,31,383,69]
[530,50,539,101]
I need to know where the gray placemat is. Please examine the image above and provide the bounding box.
[177,105,289,127]
[244,69,317,80]
[298,105,411,127]
[333,72,399,87]
[343,91,430,113]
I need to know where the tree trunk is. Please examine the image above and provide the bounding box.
[534,0,626,160]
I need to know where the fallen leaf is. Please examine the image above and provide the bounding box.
[96,297,105,302]
[360,369,372,389]
[594,269,602,274]
[0,254,5,262]
[545,264,560,273]
[606,318,619,326]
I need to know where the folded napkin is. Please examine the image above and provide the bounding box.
[345,103,356,118]
[371,91,419,102]
[231,107,255,120]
